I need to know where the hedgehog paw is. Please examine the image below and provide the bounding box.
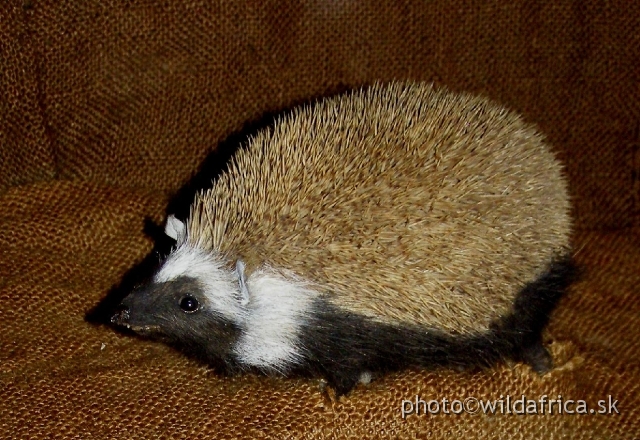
[521,342,553,374]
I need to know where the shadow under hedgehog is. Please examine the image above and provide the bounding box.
[111,82,574,395]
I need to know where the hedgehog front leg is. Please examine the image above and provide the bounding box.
[519,341,553,374]
[324,370,362,396]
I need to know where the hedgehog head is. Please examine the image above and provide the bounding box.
[111,215,249,364]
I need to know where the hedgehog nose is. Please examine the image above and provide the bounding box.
[111,304,130,326]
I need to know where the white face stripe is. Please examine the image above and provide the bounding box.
[233,268,319,373]
[154,245,245,322]
[155,245,318,372]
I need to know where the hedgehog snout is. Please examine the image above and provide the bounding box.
[110,304,131,326]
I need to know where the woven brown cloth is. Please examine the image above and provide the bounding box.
[1,1,638,438]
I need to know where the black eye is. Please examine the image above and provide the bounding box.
[179,296,199,313]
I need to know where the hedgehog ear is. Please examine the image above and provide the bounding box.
[165,214,186,245]
[236,259,250,306]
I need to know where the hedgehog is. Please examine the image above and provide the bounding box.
[111,82,573,395]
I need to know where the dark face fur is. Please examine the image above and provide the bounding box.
[111,276,241,368]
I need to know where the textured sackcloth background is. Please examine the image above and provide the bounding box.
[1,0,639,439]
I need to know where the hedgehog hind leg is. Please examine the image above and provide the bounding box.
[504,255,577,373]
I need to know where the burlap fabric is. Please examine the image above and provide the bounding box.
[1,1,638,438]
